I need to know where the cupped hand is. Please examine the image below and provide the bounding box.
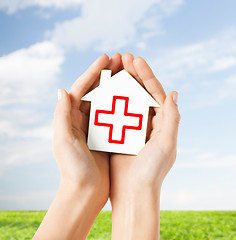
[34,54,124,240]
[53,53,122,205]
[110,53,181,202]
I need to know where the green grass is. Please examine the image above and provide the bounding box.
[0,211,235,239]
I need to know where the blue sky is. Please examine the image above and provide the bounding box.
[0,0,236,210]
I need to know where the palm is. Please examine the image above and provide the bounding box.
[110,54,177,198]
[66,103,109,181]
[61,53,122,189]
[53,54,116,195]
[110,108,167,190]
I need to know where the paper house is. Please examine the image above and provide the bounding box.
[81,69,160,155]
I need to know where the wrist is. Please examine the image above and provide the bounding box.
[111,187,161,240]
[59,179,108,208]
[110,181,161,205]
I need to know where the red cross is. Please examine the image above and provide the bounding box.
[94,96,143,144]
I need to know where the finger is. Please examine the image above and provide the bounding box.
[69,54,110,108]
[133,56,166,105]
[160,91,180,150]
[117,56,124,72]
[86,53,122,100]
[106,53,122,75]
[53,89,73,142]
[122,53,143,86]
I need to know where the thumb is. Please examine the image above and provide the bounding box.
[160,91,181,149]
[53,89,73,142]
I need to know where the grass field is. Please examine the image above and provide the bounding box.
[0,211,235,239]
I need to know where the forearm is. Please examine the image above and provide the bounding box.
[111,187,161,240]
[33,181,106,240]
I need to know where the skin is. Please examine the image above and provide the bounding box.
[110,53,180,240]
[33,54,121,240]
[33,53,180,240]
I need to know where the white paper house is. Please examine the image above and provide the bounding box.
[81,69,160,155]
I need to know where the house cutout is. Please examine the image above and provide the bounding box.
[81,69,160,155]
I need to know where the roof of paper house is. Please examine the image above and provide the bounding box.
[81,69,160,107]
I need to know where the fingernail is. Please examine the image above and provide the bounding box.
[58,89,62,100]
[173,92,178,104]
[103,53,109,58]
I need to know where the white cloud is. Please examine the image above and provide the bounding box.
[0,119,52,140]
[148,28,236,107]
[50,0,183,51]
[176,149,236,169]
[151,29,236,85]
[0,138,53,171]
[0,118,54,175]
[0,41,63,105]
[156,0,184,15]
[0,0,84,14]
[0,190,56,210]
[218,73,236,100]
[161,188,236,210]
[0,41,64,173]
[161,149,236,210]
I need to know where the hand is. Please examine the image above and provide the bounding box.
[34,53,122,240]
[54,53,122,199]
[110,53,180,240]
[53,54,111,200]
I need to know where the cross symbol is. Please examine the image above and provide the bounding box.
[94,96,143,144]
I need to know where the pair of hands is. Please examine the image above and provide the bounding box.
[44,53,180,240]
[54,52,180,203]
